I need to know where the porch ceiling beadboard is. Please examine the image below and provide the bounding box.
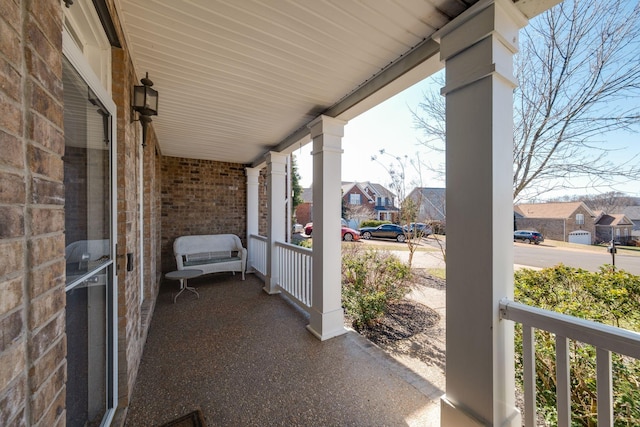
[114,0,554,166]
[114,0,469,165]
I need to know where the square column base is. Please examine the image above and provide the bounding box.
[263,276,280,295]
[440,396,521,427]
[306,307,346,341]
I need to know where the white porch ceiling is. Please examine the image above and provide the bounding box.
[114,0,550,166]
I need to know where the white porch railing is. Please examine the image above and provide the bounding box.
[499,299,640,427]
[248,234,267,278]
[275,241,312,309]
[247,235,312,309]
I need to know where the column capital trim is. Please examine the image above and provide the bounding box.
[434,0,528,41]
[265,151,288,165]
[433,0,528,61]
[245,166,261,178]
[308,115,346,139]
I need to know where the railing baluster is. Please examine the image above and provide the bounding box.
[249,235,268,276]
[522,325,536,427]
[499,299,640,426]
[556,335,571,427]
[597,347,613,427]
[271,240,312,309]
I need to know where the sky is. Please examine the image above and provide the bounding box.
[294,75,640,202]
[295,76,445,191]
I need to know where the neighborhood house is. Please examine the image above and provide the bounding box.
[515,201,636,245]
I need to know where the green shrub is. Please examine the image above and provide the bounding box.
[514,264,640,426]
[341,245,410,330]
[295,238,312,249]
[358,219,392,228]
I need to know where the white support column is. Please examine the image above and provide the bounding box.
[246,167,260,271]
[435,1,527,425]
[307,115,347,341]
[264,152,287,294]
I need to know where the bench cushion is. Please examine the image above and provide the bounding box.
[183,251,241,267]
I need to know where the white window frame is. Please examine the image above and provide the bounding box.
[63,11,118,427]
[63,0,112,94]
[576,213,584,225]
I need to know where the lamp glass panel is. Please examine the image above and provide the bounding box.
[133,86,146,109]
[146,88,158,113]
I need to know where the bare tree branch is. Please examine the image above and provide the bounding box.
[412,0,640,202]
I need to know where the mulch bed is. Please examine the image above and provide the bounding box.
[357,300,439,344]
[348,269,445,345]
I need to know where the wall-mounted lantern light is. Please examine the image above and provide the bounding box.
[132,72,158,147]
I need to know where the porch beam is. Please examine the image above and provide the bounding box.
[435,0,527,425]
[264,152,287,294]
[251,40,442,169]
[307,115,347,341]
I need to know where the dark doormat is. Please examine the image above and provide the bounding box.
[158,410,206,427]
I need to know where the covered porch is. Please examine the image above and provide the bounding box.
[5,1,640,426]
[124,273,442,426]
[122,0,556,425]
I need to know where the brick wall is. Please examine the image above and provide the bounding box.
[515,205,598,243]
[112,47,144,409]
[109,4,163,416]
[259,168,268,235]
[295,202,312,226]
[161,157,249,272]
[344,186,376,220]
[515,218,565,241]
[0,1,66,426]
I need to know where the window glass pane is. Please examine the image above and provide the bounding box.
[63,57,114,427]
[63,60,111,284]
[66,267,110,427]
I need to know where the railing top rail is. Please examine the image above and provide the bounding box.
[274,240,312,255]
[500,299,640,359]
[249,234,267,242]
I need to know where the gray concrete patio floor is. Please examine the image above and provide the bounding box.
[124,272,443,426]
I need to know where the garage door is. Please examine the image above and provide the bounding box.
[568,231,591,245]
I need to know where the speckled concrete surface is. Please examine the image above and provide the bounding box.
[124,273,443,426]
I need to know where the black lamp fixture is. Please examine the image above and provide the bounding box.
[132,72,159,147]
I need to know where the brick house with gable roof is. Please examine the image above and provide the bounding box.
[514,201,598,244]
[620,206,640,237]
[343,181,399,223]
[595,213,635,245]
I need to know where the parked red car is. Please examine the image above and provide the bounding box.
[304,222,313,235]
[341,226,360,242]
[303,223,360,241]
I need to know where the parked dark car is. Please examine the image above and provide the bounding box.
[358,224,407,242]
[514,230,544,245]
[404,222,432,238]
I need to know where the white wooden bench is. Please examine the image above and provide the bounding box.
[174,234,247,280]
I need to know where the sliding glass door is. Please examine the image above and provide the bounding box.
[63,57,116,427]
